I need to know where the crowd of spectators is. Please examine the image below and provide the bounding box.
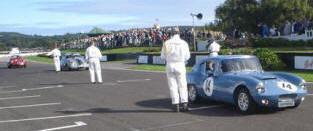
[258,20,313,38]
[62,27,195,49]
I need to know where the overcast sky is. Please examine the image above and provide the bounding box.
[0,0,225,35]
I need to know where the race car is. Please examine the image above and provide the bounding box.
[187,55,307,114]
[60,53,88,71]
[8,55,27,68]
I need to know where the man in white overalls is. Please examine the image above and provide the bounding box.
[85,42,103,84]
[47,45,61,72]
[208,41,221,57]
[161,27,191,112]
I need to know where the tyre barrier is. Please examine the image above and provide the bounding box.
[277,52,313,70]
[137,52,313,70]
[137,53,210,67]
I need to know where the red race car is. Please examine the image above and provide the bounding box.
[8,55,27,68]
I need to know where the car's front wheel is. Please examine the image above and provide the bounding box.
[188,85,199,103]
[235,88,256,114]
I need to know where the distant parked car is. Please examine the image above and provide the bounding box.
[187,55,308,114]
[8,55,27,68]
[60,53,88,71]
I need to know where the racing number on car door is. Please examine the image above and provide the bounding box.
[203,77,214,96]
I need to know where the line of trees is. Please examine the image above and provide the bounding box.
[214,0,313,34]
[0,32,87,51]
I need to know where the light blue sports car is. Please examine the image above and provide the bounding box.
[187,55,307,114]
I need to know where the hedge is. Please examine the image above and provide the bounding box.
[252,38,313,48]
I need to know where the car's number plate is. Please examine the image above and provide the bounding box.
[278,99,295,108]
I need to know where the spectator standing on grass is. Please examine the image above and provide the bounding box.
[284,21,292,35]
[270,26,277,36]
[208,40,221,57]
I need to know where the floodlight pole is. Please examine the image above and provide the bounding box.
[191,13,197,51]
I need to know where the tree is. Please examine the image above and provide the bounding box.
[215,0,313,34]
[215,0,259,33]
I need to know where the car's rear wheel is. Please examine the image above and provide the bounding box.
[235,88,256,114]
[188,85,199,103]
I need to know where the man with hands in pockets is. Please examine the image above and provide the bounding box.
[85,42,103,84]
[161,27,191,112]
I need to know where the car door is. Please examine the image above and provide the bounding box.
[196,59,231,102]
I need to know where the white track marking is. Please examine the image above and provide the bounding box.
[22,85,64,91]
[308,94,313,96]
[189,105,224,111]
[38,121,87,131]
[0,85,64,94]
[0,95,41,100]
[0,113,92,124]
[0,86,16,89]
[0,103,61,110]
[117,79,151,83]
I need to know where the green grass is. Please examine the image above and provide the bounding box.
[130,64,313,82]
[62,46,313,55]
[26,56,53,64]
[286,70,313,82]
[103,47,160,54]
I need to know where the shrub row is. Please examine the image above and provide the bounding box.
[252,38,313,48]
[220,48,285,70]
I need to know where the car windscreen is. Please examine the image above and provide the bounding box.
[221,58,262,72]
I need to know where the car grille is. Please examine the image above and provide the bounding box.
[279,94,297,99]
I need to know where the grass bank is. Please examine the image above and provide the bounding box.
[26,56,53,64]
[130,64,313,82]
[63,47,161,54]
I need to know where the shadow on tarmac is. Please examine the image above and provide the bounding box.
[56,98,278,117]
[56,108,172,114]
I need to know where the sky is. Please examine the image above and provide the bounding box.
[0,0,225,35]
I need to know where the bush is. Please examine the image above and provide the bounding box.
[220,48,254,55]
[143,47,161,53]
[252,38,313,48]
[254,48,286,70]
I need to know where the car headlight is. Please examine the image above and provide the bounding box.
[300,80,307,90]
[256,82,265,94]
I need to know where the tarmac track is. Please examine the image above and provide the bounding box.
[0,60,313,131]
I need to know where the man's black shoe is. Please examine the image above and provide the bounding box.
[181,103,189,112]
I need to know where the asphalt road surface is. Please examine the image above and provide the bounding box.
[0,60,313,131]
